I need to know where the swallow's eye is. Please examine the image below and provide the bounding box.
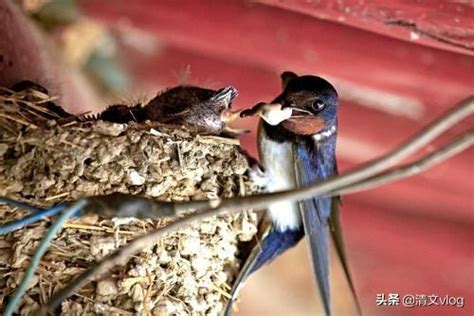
[311,100,325,111]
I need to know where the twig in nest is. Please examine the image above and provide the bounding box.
[38,96,474,313]
[0,112,38,129]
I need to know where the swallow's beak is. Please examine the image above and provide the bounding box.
[288,107,313,118]
[281,108,326,135]
[240,102,292,126]
[239,102,265,118]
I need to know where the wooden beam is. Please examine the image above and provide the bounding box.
[257,0,474,55]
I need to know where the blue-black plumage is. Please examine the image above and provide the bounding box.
[295,137,337,316]
[225,72,356,316]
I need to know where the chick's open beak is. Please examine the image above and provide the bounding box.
[221,109,242,123]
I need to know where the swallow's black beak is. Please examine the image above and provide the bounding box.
[287,107,313,118]
[239,102,266,118]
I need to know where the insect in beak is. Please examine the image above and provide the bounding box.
[240,102,293,126]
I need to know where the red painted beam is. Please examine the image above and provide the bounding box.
[257,0,474,55]
[80,0,474,117]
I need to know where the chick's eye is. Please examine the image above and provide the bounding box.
[312,100,325,111]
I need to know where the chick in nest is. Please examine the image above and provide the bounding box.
[8,81,241,135]
[99,85,241,135]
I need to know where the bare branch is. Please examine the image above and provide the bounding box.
[337,130,474,195]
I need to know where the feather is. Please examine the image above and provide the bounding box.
[329,197,362,315]
[224,216,303,315]
[294,139,335,316]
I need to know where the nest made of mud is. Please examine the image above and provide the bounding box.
[0,86,259,315]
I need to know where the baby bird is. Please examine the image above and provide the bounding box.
[8,81,240,135]
[98,85,239,135]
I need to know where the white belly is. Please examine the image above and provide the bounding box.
[259,131,302,231]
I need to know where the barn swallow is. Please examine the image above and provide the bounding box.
[96,85,240,135]
[225,72,358,315]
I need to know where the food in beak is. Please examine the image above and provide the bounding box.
[258,103,293,126]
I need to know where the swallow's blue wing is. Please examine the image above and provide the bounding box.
[294,141,335,316]
[224,218,303,315]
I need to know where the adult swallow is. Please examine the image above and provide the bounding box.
[96,85,240,135]
[225,72,358,315]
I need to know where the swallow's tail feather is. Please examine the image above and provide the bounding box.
[301,202,331,316]
[294,142,334,316]
[329,200,362,315]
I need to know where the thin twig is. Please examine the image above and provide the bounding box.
[40,96,474,313]
[0,112,38,128]
[336,130,474,195]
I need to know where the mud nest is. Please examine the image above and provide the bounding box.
[0,86,259,315]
